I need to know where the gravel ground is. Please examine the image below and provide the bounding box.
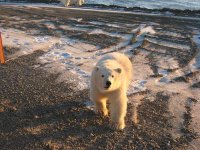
[0,51,196,149]
[0,5,199,150]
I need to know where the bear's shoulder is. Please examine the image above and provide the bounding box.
[97,53,130,67]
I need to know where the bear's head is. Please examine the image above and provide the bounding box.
[94,66,123,93]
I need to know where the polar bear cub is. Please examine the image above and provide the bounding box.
[59,0,84,6]
[90,52,133,130]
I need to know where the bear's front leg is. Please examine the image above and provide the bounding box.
[109,93,128,130]
[94,99,108,116]
[90,89,108,116]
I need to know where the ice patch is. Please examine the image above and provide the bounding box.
[106,23,121,28]
[193,32,200,48]
[157,57,179,70]
[194,54,200,68]
[139,26,156,35]
[59,25,89,32]
[36,36,98,90]
[83,101,94,110]
[158,69,169,77]
[157,31,185,38]
[157,69,171,83]
[191,32,200,69]
[60,37,77,46]
[158,77,170,83]
[61,53,71,58]
[76,79,89,90]
[69,18,83,22]
[128,80,147,95]
[35,36,50,43]
[95,25,152,54]
[128,25,157,51]
[89,29,122,37]
[89,21,105,26]
[132,25,156,35]
[89,29,110,35]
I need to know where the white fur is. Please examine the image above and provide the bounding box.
[90,52,133,130]
[59,0,85,6]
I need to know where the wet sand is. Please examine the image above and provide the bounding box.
[0,5,200,149]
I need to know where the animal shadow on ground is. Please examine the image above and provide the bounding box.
[0,50,114,149]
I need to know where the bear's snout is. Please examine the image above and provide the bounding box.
[105,80,111,88]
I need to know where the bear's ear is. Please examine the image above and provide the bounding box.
[115,68,122,74]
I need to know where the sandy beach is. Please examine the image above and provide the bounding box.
[0,4,200,149]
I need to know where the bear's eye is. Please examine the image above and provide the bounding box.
[101,75,104,78]
[112,75,114,78]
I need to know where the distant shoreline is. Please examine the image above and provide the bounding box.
[83,4,200,18]
[0,2,200,18]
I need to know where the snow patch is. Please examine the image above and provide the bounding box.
[83,101,94,110]
[139,26,156,35]
[69,18,83,22]
[35,36,50,43]
[128,80,147,94]
[191,31,200,69]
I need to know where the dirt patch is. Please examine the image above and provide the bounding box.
[191,82,200,88]
[71,33,121,49]
[173,71,200,83]
[3,46,21,57]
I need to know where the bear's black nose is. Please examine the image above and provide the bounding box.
[106,81,111,87]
